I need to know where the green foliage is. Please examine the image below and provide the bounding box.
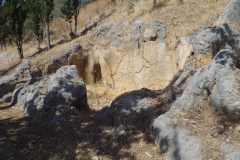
[61,0,74,23]
[40,0,54,24]
[39,0,54,49]
[80,0,95,7]
[72,0,95,35]
[4,0,27,58]
[0,5,8,44]
[25,0,43,48]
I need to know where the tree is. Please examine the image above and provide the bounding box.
[25,0,43,49]
[72,0,80,35]
[61,0,74,37]
[40,0,54,50]
[4,0,27,59]
[153,0,156,10]
[72,0,94,35]
[0,4,8,50]
[60,0,94,37]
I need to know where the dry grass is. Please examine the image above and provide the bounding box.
[184,101,217,126]
[145,0,232,50]
[86,83,125,110]
[1,0,233,57]
[78,0,111,28]
[180,100,240,159]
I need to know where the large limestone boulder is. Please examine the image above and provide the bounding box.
[189,23,240,64]
[174,49,240,112]
[95,88,158,127]
[95,18,174,91]
[95,87,180,139]
[12,65,88,124]
[153,49,240,159]
[219,0,240,25]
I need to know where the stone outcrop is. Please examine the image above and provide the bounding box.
[94,18,174,91]
[189,23,240,64]
[95,88,160,139]
[153,49,240,159]
[173,49,240,112]
[45,50,71,74]
[29,65,42,78]
[95,86,180,139]
[12,65,88,124]
[173,37,194,72]
[219,0,240,25]
[95,88,158,127]
[0,59,30,86]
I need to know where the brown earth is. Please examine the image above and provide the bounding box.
[0,83,179,160]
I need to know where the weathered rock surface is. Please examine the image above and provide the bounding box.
[219,0,240,25]
[154,116,202,160]
[0,59,30,86]
[174,49,240,112]
[13,65,88,123]
[221,143,240,160]
[45,50,71,74]
[95,88,158,128]
[29,65,42,78]
[173,37,194,72]
[153,49,240,159]
[95,18,174,91]
[189,23,240,64]
[95,87,179,139]
[45,43,101,84]
[0,52,20,76]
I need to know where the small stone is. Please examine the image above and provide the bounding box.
[92,156,100,160]
[112,142,118,146]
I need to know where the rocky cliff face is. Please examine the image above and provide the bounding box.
[94,18,174,91]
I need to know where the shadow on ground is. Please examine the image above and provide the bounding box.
[0,75,183,160]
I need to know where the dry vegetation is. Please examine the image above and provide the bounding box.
[2,0,233,55]
[176,101,240,159]
[0,0,238,159]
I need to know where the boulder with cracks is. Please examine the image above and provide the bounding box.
[95,18,174,91]
[189,23,240,64]
[153,49,240,159]
[12,65,89,124]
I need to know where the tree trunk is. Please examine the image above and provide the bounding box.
[17,44,23,59]
[38,39,41,50]
[153,0,156,10]
[46,22,51,50]
[74,14,77,35]
[69,21,72,33]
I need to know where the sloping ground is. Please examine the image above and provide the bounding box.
[0,87,173,159]
[0,0,232,77]
[0,0,239,159]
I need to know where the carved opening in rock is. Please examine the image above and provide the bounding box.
[150,36,157,41]
[68,55,89,81]
[93,63,102,83]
